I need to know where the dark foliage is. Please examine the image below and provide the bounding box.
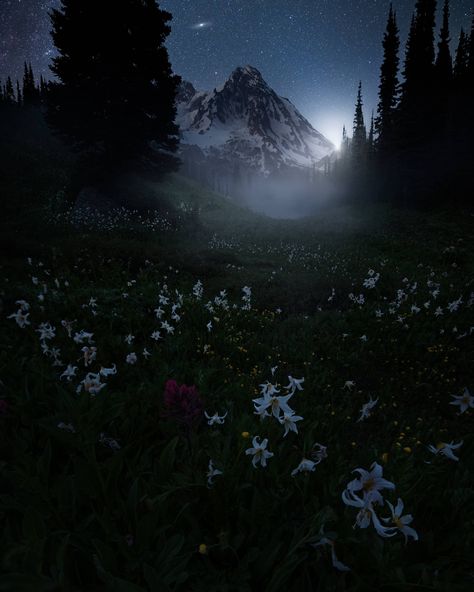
[351,82,367,168]
[375,3,400,157]
[335,0,473,206]
[46,0,181,183]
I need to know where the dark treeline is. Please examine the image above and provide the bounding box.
[0,62,49,107]
[335,0,474,206]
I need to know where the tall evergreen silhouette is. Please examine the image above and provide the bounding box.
[435,0,452,85]
[375,4,399,154]
[4,77,15,104]
[453,29,469,84]
[367,113,375,157]
[401,1,437,102]
[16,81,22,106]
[22,62,39,105]
[352,82,367,167]
[469,17,474,79]
[397,1,438,200]
[47,0,181,181]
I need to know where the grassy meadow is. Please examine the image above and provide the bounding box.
[1,174,473,591]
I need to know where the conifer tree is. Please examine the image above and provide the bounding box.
[402,1,437,101]
[469,17,474,79]
[435,0,452,85]
[47,0,181,181]
[39,75,48,100]
[396,1,438,201]
[402,14,417,98]
[367,113,375,160]
[16,80,22,106]
[352,82,367,167]
[23,62,38,105]
[375,3,399,153]
[453,29,469,85]
[5,77,15,104]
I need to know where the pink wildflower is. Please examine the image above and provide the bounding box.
[163,379,204,428]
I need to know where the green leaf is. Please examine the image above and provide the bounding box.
[0,573,55,592]
[158,436,180,476]
[93,555,146,592]
[36,440,52,485]
[22,507,46,541]
[92,539,118,574]
[143,564,169,592]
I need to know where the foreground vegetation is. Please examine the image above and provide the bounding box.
[1,177,473,592]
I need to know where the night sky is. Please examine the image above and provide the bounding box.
[1,0,472,146]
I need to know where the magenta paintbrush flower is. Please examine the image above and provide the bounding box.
[163,379,204,428]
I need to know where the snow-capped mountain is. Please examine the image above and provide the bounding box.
[176,65,334,176]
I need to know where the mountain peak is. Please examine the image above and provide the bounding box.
[223,65,267,93]
[177,66,334,175]
[232,65,263,78]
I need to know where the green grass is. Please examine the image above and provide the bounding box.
[0,176,473,591]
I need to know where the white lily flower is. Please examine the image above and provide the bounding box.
[50,347,62,366]
[245,436,274,468]
[36,322,56,341]
[154,306,165,319]
[278,411,303,436]
[345,462,395,505]
[382,498,419,544]
[60,364,78,381]
[204,411,228,426]
[357,396,379,422]
[342,490,397,537]
[8,309,30,328]
[151,330,162,340]
[193,280,203,300]
[285,376,304,394]
[428,440,463,461]
[450,388,474,414]
[124,334,135,344]
[15,300,30,311]
[61,319,76,337]
[254,407,271,421]
[291,458,317,477]
[253,389,294,419]
[206,460,223,487]
[81,346,97,367]
[126,352,137,364]
[77,373,106,396]
[100,364,117,377]
[142,348,151,359]
[310,442,328,463]
[161,321,174,334]
[99,433,121,451]
[313,537,351,572]
[258,381,280,396]
[73,330,94,344]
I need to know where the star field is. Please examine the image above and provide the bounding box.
[1,0,472,145]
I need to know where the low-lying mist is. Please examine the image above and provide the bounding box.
[238,175,342,219]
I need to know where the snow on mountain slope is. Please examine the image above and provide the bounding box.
[176,66,334,175]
